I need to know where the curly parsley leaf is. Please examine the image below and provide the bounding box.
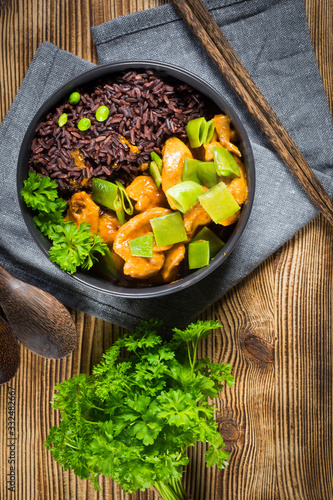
[21,171,67,213]
[48,221,107,274]
[173,320,221,344]
[33,211,65,239]
[21,172,112,275]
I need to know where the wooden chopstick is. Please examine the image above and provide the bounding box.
[171,0,333,226]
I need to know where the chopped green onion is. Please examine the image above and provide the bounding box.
[149,161,162,188]
[186,117,207,148]
[166,181,204,213]
[68,92,81,105]
[129,234,154,258]
[199,182,240,223]
[188,240,210,269]
[93,247,117,280]
[151,151,162,171]
[212,145,241,177]
[197,162,218,188]
[95,105,110,122]
[150,212,187,247]
[192,227,225,257]
[77,118,91,131]
[182,158,200,184]
[58,113,68,127]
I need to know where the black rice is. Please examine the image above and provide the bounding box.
[29,70,207,196]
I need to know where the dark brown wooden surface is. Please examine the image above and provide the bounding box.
[0,1,332,499]
[171,0,333,226]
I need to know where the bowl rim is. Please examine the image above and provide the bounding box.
[17,59,255,298]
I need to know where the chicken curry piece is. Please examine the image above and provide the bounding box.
[125,175,167,212]
[65,192,121,243]
[64,112,247,285]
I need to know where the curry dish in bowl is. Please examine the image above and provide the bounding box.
[17,61,254,297]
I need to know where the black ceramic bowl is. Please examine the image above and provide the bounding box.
[17,60,255,298]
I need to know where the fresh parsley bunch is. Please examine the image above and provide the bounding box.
[21,172,107,273]
[45,320,234,499]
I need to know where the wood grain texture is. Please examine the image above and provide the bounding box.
[170,0,333,225]
[0,317,19,385]
[0,0,332,499]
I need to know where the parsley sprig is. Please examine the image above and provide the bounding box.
[21,171,66,213]
[45,320,234,499]
[21,172,107,273]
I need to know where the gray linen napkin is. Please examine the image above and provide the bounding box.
[0,0,332,330]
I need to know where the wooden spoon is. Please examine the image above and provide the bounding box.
[0,265,77,359]
[0,316,19,385]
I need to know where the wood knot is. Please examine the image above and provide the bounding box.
[219,420,239,442]
[243,335,274,363]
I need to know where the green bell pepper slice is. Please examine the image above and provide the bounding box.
[150,212,187,247]
[212,145,241,177]
[182,158,200,184]
[129,234,154,258]
[188,240,210,269]
[197,162,218,188]
[199,182,240,223]
[166,181,205,213]
[192,227,225,257]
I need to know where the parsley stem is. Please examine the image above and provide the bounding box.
[192,340,199,366]
[168,477,187,498]
[90,403,105,412]
[187,343,193,371]
[154,478,186,500]
[188,340,199,376]
[64,441,79,450]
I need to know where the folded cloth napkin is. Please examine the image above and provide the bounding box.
[0,0,332,330]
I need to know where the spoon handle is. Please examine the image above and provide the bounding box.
[0,316,19,385]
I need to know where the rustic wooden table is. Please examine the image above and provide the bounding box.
[0,1,332,499]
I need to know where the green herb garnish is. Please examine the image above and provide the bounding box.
[49,221,107,274]
[45,320,234,498]
[21,172,107,274]
[21,171,66,213]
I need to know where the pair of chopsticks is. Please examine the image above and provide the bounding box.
[171,0,333,227]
